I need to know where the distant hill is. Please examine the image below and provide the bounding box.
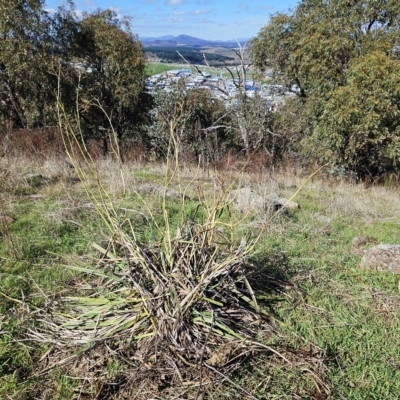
[158,35,176,40]
[141,35,175,41]
[169,34,210,46]
[141,34,250,48]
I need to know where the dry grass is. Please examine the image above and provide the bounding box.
[270,171,400,221]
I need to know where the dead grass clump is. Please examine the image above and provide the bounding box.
[30,221,273,386]
[324,183,400,221]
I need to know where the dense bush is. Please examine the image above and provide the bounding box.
[251,0,400,178]
[71,9,151,156]
[148,83,232,165]
[227,93,276,161]
[0,1,149,155]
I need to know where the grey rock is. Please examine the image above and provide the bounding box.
[0,214,14,224]
[265,193,299,209]
[359,244,400,274]
[265,192,288,216]
[230,189,298,215]
[277,197,300,210]
[264,193,281,203]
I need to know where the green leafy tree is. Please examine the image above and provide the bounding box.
[50,1,81,60]
[0,1,149,157]
[268,96,312,168]
[314,51,400,176]
[74,10,150,155]
[251,0,400,177]
[0,0,54,128]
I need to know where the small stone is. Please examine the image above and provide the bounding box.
[230,189,299,216]
[359,244,400,274]
[0,214,14,224]
[277,197,300,210]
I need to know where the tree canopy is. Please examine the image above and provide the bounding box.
[72,9,149,150]
[251,0,400,177]
[0,0,148,150]
[0,0,54,128]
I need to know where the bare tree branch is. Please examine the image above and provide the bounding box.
[176,50,229,96]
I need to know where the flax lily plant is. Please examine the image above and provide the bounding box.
[30,82,311,382]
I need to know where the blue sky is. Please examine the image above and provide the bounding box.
[45,0,297,40]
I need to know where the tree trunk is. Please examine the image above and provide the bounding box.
[1,77,27,128]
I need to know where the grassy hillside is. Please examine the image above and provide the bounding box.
[146,62,190,75]
[145,46,235,65]
[146,62,216,76]
[0,154,399,399]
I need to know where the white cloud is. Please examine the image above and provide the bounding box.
[165,0,186,5]
[192,9,214,15]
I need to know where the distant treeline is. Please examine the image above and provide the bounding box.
[145,46,234,65]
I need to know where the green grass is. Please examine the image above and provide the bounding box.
[146,62,190,76]
[146,62,217,76]
[1,161,400,399]
[262,180,400,399]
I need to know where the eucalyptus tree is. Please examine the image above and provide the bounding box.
[314,51,400,176]
[0,1,149,157]
[0,0,55,129]
[251,0,400,177]
[74,9,150,155]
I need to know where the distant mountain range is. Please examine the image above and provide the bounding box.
[140,34,251,47]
